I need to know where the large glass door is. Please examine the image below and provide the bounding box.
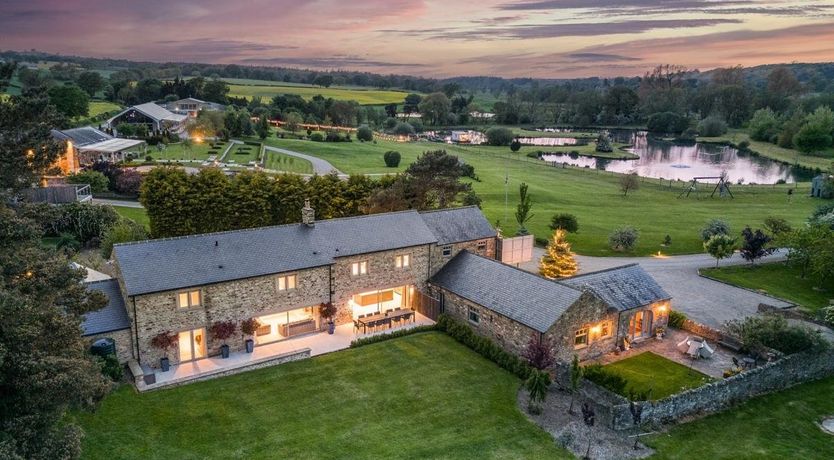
[178,328,206,362]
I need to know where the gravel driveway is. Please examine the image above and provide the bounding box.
[520,248,792,328]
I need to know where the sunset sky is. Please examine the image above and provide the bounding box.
[3,0,834,78]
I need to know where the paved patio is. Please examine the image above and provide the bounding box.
[139,312,435,391]
[589,328,744,379]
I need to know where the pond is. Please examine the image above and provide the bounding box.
[528,130,814,184]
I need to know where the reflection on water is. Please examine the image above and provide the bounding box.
[519,137,589,146]
[535,130,812,184]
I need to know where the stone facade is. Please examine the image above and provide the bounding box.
[129,265,330,368]
[616,301,670,347]
[85,328,134,364]
[428,238,496,277]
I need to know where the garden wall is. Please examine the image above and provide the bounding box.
[605,348,834,430]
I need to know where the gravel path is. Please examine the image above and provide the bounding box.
[263,145,343,176]
[520,248,793,328]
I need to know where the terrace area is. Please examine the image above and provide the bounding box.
[137,312,434,391]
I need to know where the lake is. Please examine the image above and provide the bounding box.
[527,130,814,184]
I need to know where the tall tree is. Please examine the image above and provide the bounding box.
[739,226,775,264]
[539,229,578,279]
[47,84,89,118]
[0,90,66,191]
[139,166,193,237]
[76,71,105,97]
[515,182,533,235]
[418,92,451,125]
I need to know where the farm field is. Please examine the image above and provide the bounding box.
[222,78,412,105]
[87,100,121,117]
[262,137,817,256]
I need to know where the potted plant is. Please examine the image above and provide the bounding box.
[320,301,337,334]
[209,320,237,358]
[240,318,261,353]
[150,331,178,371]
[655,326,665,340]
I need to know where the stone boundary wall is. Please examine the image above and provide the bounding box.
[605,348,834,430]
[138,348,311,392]
[758,303,830,328]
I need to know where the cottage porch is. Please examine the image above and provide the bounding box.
[135,312,434,391]
[588,327,745,379]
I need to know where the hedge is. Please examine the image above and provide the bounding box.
[349,325,437,348]
[436,314,532,380]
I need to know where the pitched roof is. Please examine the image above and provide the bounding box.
[81,279,131,335]
[51,127,113,146]
[110,103,187,124]
[114,210,441,296]
[419,206,497,245]
[430,251,583,333]
[560,264,670,312]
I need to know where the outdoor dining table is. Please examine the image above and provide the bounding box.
[357,308,415,333]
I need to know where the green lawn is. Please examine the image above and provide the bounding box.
[87,100,122,117]
[646,375,834,459]
[262,137,817,256]
[222,78,412,105]
[699,129,834,171]
[601,352,713,400]
[113,206,149,229]
[223,143,261,165]
[149,141,228,162]
[701,262,833,313]
[263,150,314,174]
[73,333,568,459]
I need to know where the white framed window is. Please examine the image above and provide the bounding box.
[351,261,368,276]
[177,289,201,308]
[395,254,411,268]
[477,240,487,252]
[574,328,589,348]
[442,245,452,257]
[277,274,297,291]
[468,309,480,325]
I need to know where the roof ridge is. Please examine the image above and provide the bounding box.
[113,208,425,248]
[449,250,583,293]
[82,278,117,286]
[563,263,641,280]
[418,205,479,214]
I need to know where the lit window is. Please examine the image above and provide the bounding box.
[468,309,480,325]
[177,290,201,308]
[277,274,297,291]
[477,240,487,252]
[395,254,411,268]
[442,245,452,257]
[574,328,589,348]
[351,261,368,276]
[601,321,612,338]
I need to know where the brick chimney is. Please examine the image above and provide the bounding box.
[301,199,315,227]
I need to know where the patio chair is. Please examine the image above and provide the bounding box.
[353,319,363,334]
[698,340,714,359]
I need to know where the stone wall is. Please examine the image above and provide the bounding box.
[547,292,619,363]
[132,265,330,368]
[428,238,496,276]
[330,244,433,325]
[84,328,134,363]
[604,348,834,430]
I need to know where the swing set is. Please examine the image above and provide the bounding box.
[678,175,734,199]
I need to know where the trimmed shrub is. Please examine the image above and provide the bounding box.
[97,354,123,382]
[356,126,373,142]
[668,310,687,329]
[349,325,438,348]
[383,150,401,168]
[436,314,533,380]
[549,213,579,233]
[724,314,829,355]
[701,218,731,241]
[66,170,109,193]
[485,127,514,146]
[609,226,639,251]
[310,132,324,142]
[698,116,728,137]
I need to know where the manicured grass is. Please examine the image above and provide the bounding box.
[223,143,261,165]
[263,150,314,174]
[509,126,598,139]
[87,100,121,117]
[701,262,833,313]
[646,375,834,459]
[218,78,412,105]
[262,137,817,256]
[113,206,149,229]
[699,129,834,171]
[149,141,228,162]
[532,141,636,159]
[601,352,713,400]
[73,332,568,459]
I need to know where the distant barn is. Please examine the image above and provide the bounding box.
[811,174,833,199]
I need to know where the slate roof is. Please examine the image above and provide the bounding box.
[430,251,583,333]
[560,263,671,312]
[81,279,131,335]
[51,127,113,147]
[419,206,497,245]
[114,210,442,296]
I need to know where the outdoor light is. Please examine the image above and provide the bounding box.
[591,325,601,335]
